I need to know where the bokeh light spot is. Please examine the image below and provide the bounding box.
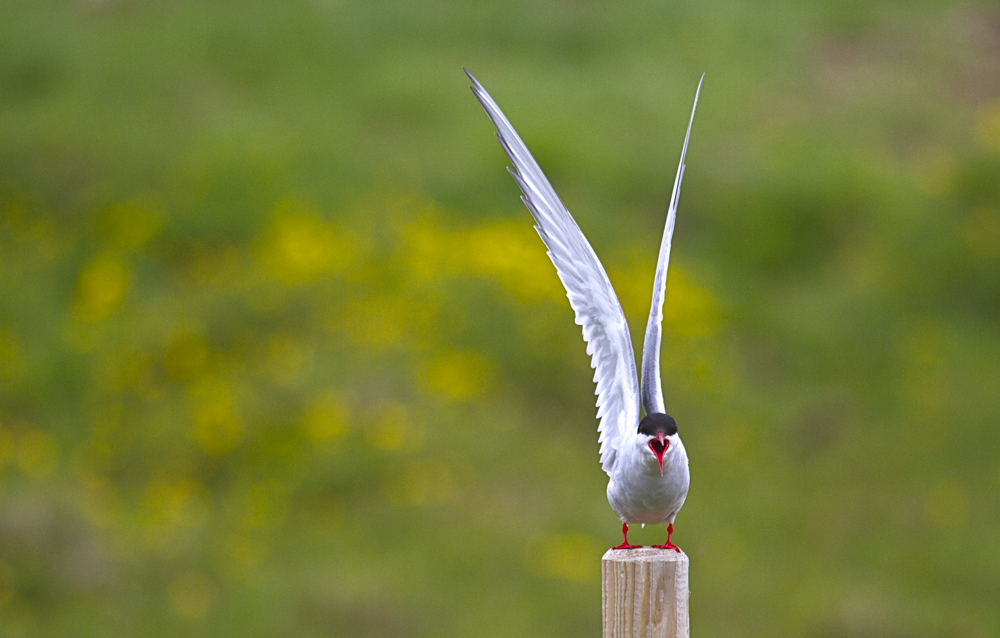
[188,377,244,455]
[142,476,212,533]
[664,269,720,339]
[73,254,130,322]
[266,335,314,386]
[403,217,562,301]
[164,330,209,380]
[461,221,563,301]
[304,390,350,442]
[14,427,58,479]
[341,296,412,346]
[611,263,720,340]
[366,402,422,452]
[220,535,266,577]
[419,351,491,401]
[98,201,163,251]
[0,425,14,466]
[258,202,355,285]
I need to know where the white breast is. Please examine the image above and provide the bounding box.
[606,437,690,525]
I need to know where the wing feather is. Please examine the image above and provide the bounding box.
[640,76,703,416]
[466,69,639,474]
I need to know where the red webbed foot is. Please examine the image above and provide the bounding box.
[611,522,642,550]
[653,523,682,552]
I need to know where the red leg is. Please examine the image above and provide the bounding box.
[653,524,681,552]
[612,522,641,550]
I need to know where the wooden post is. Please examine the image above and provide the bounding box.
[602,548,689,638]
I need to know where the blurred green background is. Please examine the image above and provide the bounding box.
[2,0,999,636]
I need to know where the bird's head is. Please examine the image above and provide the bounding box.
[637,413,679,476]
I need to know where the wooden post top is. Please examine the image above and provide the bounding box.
[602,548,689,638]
[601,547,689,563]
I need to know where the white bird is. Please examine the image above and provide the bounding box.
[466,69,702,551]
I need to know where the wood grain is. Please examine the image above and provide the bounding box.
[602,548,689,638]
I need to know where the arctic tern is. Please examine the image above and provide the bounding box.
[466,69,701,551]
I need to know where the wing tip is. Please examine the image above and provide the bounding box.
[464,67,482,91]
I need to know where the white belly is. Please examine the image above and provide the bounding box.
[606,442,690,525]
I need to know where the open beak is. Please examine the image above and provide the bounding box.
[648,433,669,476]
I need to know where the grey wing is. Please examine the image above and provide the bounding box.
[466,69,640,475]
[640,76,703,416]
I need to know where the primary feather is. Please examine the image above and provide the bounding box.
[639,75,703,416]
[466,69,640,475]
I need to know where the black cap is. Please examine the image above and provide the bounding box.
[638,413,677,437]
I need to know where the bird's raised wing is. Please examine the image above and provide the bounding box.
[640,76,702,416]
[466,69,639,475]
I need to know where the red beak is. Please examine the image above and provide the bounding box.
[648,433,669,476]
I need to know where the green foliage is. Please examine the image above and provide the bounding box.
[1,1,1000,636]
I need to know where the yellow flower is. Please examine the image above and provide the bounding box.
[98,200,163,250]
[163,330,209,380]
[419,351,492,401]
[258,202,356,285]
[142,476,212,531]
[15,427,58,480]
[304,390,350,442]
[73,254,130,322]
[188,377,244,456]
[365,401,422,452]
